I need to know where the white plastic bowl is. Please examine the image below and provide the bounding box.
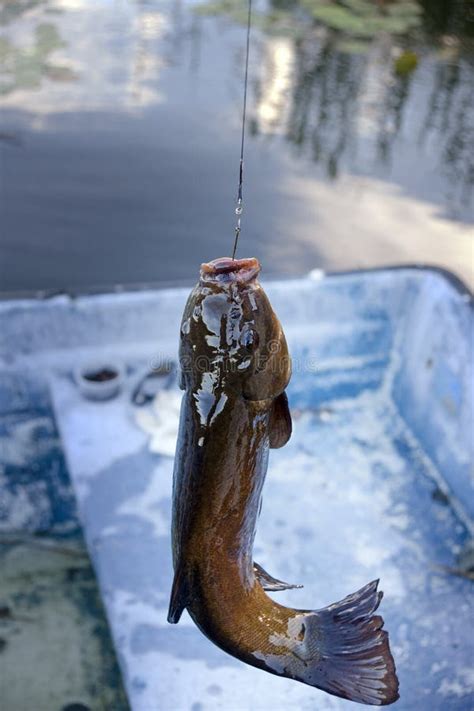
[74,362,124,401]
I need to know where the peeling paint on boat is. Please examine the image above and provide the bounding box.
[0,268,472,710]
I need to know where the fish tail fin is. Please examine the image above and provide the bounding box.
[167,567,189,624]
[306,579,399,705]
[170,570,399,704]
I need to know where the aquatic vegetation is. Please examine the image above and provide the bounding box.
[301,0,423,37]
[394,49,419,76]
[0,21,76,95]
[196,0,424,44]
[194,0,302,36]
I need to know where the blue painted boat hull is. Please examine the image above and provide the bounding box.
[1,267,472,710]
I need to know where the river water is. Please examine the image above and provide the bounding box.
[0,0,473,293]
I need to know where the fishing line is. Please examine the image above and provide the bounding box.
[231,0,253,261]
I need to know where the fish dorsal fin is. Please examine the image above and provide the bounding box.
[167,568,189,624]
[254,561,302,591]
[269,391,292,449]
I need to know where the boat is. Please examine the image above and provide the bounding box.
[1,266,472,710]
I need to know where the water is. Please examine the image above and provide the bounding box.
[0,539,129,711]
[0,379,129,710]
[0,0,473,293]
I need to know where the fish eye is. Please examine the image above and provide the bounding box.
[240,327,259,350]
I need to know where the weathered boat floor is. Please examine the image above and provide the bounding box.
[1,268,472,710]
[50,373,473,711]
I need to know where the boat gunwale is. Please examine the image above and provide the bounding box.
[0,264,471,304]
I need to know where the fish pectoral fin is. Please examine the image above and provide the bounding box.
[167,568,189,624]
[254,561,303,591]
[269,391,292,449]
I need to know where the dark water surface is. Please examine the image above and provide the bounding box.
[0,0,473,293]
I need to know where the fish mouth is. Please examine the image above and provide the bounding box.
[200,257,261,284]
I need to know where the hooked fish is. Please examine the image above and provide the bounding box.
[168,257,399,706]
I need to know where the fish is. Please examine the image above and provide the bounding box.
[168,256,399,706]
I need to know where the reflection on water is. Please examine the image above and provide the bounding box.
[244,0,473,213]
[0,0,472,292]
[0,0,170,112]
[0,20,77,96]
